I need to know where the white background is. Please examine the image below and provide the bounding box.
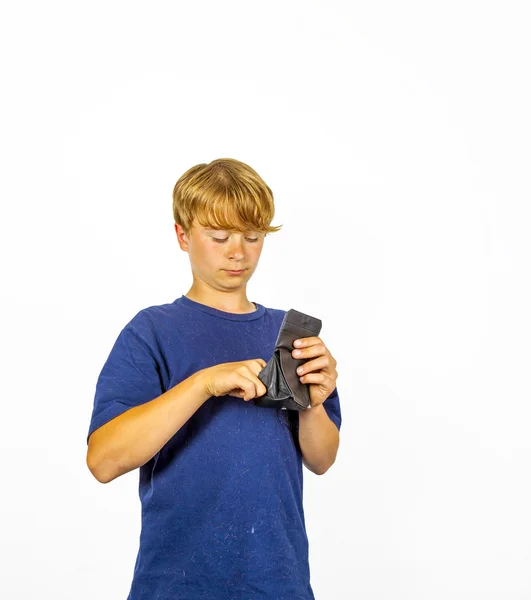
[1,1,530,598]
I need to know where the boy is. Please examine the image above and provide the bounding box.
[86,158,342,599]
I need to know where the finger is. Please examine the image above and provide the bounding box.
[238,372,268,401]
[235,373,258,401]
[246,359,267,376]
[293,336,321,348]
[298,371,330,385]
[254,376,267,397]
[292,342,326,359]
[243,372,267,398]
[295,356,331,376]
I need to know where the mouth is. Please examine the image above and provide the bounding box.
[225,269,246,274]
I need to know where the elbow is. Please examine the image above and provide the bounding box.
[314,460,334,476]
[303,456,335,476]
[309,447,339,475]
[86,439,116,484]
[86,451,112,484]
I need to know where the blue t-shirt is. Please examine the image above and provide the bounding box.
[87,294,342,600]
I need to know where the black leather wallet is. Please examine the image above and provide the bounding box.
[255,308,322,411]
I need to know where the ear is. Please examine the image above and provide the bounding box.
[174,222,189,251]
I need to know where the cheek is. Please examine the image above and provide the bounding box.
[209,244,228,265]
[251,244,264,257]
[194,244,219,266]
[212,244,226,257]
[202,240,220,253]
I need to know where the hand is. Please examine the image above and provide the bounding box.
[292,337,338,408]
[200,359,268,401]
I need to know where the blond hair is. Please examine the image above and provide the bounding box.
[172,158,282,236]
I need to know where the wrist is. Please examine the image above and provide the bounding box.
[190,368,212,403]
[300,402,326,420]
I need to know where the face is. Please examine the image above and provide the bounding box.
[175,221,265,290]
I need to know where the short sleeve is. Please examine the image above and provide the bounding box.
[323,386,342,431]
[87,324,165,444]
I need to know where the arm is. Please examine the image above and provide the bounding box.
[86,370,210,484]
[288,335,341,475]
[298,404,340,475]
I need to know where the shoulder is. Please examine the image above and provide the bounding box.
[266,305,287,318]
[260,304,287,328]
[121,300,179,342]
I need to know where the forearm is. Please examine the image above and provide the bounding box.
[298,404,340,475]
[86,370,211,483]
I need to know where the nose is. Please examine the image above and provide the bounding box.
[228,237,245,260]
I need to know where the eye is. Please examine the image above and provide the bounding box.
[212,237,260,243]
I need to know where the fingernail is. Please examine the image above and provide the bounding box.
[293,349,301,356]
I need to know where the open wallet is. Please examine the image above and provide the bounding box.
[255,308,322,411]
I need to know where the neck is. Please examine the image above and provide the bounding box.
[185,287,256,314]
